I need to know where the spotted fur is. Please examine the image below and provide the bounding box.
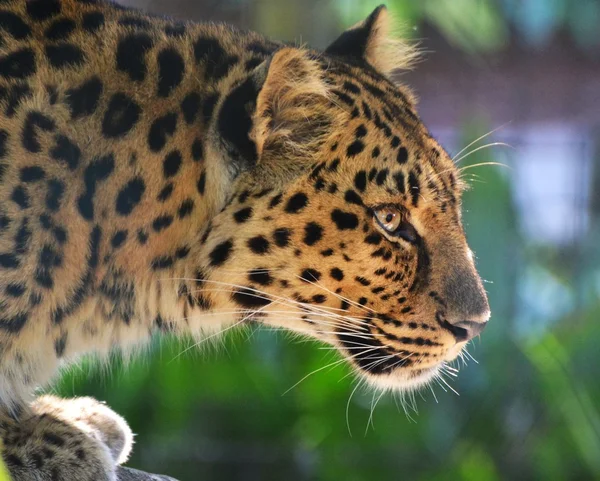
[0,1,489,479]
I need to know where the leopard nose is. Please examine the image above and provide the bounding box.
[447,320,488,342]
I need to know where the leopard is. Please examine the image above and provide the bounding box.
[0,0,491,479]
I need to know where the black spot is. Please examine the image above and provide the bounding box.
[46,85,58,105]
[364,233,382,245]
[0,313,28,333]
[0,253,19,268]
[181,92,201,124]
[82,11,104,32]
[54,334,67,357]
[196,170,206,195]
[269,193,282,209]
[194,36,238,80]
[116,33,153,82]
[232,287,270,308]
[52,226,67,244]
[44,19,76,40]
[254,188,273,199]
[77,154,115,220]
[151,255,174,270]
[20,166,45,182]
[0,214,10,233]
[22,111,55,153]
[177,199,194,218]
[355,124,367,138]
[157,183,173,202]
[102,93,141,138]
[209,239,233,266]
[375,169,389,186]
[11,185,30,209]
[0,12,31,39]
[300,268,321,282]
[303,222,323,246]
[355,276,371,286]
[111,230,127,248]
[50,135,80,170]
[368,168,377,182]
[157,48,185,97]
[343,81,361,94]
[248,269,272,286]
[408,171,420,206]
[244,57,262,70]
[137,229,148,245]
[233,207,252,223]
[327,158,340,172]
[45,179,65,211]
[218,77,259,167]
[344,189,363,206]
[285,192,308,214]
[34,266,54,288]
[346,140,364,157]
[393,172,405,194]
[148,112,177,152]
[331,209,358,230]
[6,283,26,297]
[163,150,182,178]
[0,129,7,160]
[312,294,326,304]
[66,76,103,119]
[191,138,203,161]
[247,235,269,254]
[4,83,32,117]
[273,227,291,247]
[45,43,84,69]
[0,48,36,79]
[397,147,408,164]
[152,215,173,232]
[391,136,400,148]
[14,218,31,254]
[26,0,61,21]
[330,268,344,281]
[354,171,367,192]
[176,246,190,258]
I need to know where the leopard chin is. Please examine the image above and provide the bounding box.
[360,365,442,393]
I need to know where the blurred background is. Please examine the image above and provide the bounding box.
[53,1,600,480]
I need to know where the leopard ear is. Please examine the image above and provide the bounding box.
[325,5,417,76]
[249,48,339,166]
[216,48,335,173]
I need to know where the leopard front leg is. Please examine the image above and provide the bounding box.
[1,396,178,481]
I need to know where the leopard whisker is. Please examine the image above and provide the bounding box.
[453,143,513,165]
[365,388,386,435]
[346,378,364,437]
[451,121,511,162]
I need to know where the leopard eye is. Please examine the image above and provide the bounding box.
[373,206,402,233]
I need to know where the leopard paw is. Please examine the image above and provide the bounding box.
[1,396,176,481]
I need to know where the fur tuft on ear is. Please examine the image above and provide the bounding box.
[326,5,419,76]
[251,48,342,170]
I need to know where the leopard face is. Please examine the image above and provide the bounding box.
[197,9,490,391]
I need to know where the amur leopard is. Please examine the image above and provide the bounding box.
[0,0,490,479]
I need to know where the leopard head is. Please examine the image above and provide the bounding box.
[198,6,490,391]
